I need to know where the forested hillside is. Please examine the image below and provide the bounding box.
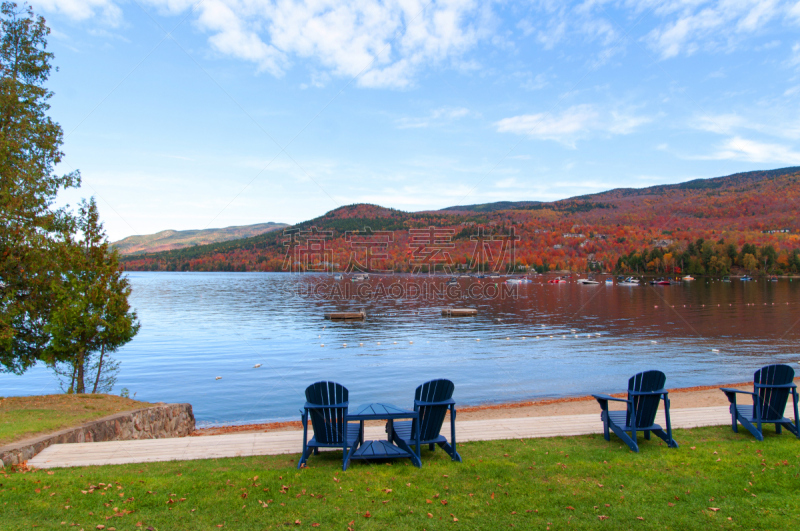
[112,222,287,255]
[121,168,800,275]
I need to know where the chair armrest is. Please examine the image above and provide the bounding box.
[719,388,756,396]
[414,398,456,407]
[592,394,631,404]
[304,401,349,410]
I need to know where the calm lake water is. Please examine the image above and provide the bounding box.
[2,272,799,426]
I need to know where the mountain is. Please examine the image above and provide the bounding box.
[120,167,800,274]
[441,167,800,213]
[112,222,288,255]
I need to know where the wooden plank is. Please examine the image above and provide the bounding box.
[29,406,735,469]
[324,312,365,320]
[441,308,478,317]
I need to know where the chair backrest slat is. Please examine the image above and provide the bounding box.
[753,364,794,421]
[627,370,666,428]
[413,379,454,441]
[305,381,348,445]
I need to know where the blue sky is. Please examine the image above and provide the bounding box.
[36,0,800,240]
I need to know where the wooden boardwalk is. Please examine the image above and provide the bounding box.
[29,406,732,469]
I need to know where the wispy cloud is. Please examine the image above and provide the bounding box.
[643,0,793,59]
[695,136,800,164]
[692,112,800,140]
[395,107,473,129]
[494,104,650,146]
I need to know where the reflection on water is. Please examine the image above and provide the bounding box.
[2,272,798,425]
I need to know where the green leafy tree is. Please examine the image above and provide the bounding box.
[45,198,140,393]
[742,253,757,275]
[1,2,80,373]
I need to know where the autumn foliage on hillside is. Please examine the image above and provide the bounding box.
[121,168,800,275]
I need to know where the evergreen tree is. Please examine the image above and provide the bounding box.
[45,198,140,393]
[0,2,79,373]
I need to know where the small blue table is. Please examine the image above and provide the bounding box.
[347,403,421,467]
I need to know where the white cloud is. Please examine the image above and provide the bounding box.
[32,0,121,24]
[692,112,800,140]
[211,0,488,88]
[698,136,800,164]
[494,104,649,146]
[789,42,800,67]
[36,0,488,88]
[643,0,788,59]
[396,107,473,129]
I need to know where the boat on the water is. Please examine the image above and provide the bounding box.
[506,276,533,284]
[548,276,568,284]
[351,273,370,282]
[682,275,695,281]
[722,276,731,282]
[605,278,614,283]
[577,278,600,285]
[333,274,343,280]
[740,276,753,281]
[618,277,640,286]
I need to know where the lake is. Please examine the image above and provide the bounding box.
[2,272,798,426]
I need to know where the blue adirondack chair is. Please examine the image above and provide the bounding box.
[592,370,678,452]
[298,381,362,470]
[720,364,799,441]
[389,379,462,462]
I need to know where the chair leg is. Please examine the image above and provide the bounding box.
[652,428,679,448]
[776,423,782,435]
[429,443,435,452]
[609,423,638,452]
[644,430,651,440]
[730,405,738,433]
[738,416,764,441]
[793,391,800,439]
[297,446,313,469]
[438,441,462,462]
[602,412,610,442]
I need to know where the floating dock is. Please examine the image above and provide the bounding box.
[442,308,478,317]
[324,311,366,320]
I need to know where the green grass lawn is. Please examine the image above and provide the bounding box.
[2,425,799,530]
[0,395,151,446]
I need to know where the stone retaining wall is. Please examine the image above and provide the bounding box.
[0,403,194,468]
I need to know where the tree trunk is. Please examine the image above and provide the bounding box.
[68,362,78,394]
[92,344,105,394]
[75,350,85,394]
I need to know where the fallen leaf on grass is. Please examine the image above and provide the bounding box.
[598,515,609,520]
[427,513,433,518]
[566,506,574,511]
[637,516,644,520]
[668,502,674,507]
[491,493,495,499]
[708,508,720,512]
[294,520,301,525]
[364,511,371,518]
[312,524,320,528]
[440,500,448,506]
[427,499,432,504]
